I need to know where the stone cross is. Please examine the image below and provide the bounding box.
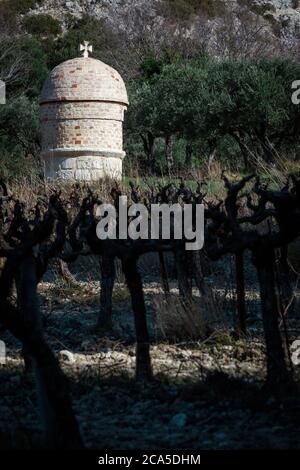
[80,41,93,58]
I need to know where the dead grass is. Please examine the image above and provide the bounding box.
[44,278,130,305]
[153,292,206,340]
[151,278,236,341]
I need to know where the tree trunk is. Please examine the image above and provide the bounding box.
[192,250,206,296]
[185,142,193,169]
[276,246,294,316]
[15,255,41,332]
[165,134,175,173]
[141,131,155,173]
[235,251,247,337]
[230,132,251,169]
[158,252,170,294]
[55,259,79,286]
[97,255,115,331]
[122,256,153,382]
[252,246,290,385]
[14,255,83,448]
[207,148,217,175]
[261,138,275,164]
[175,250,193,305]
[15,255,41,371]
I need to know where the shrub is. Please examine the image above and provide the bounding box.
[237,0,276,15]
[0,0,45,34]
[46,15,116,68]
[153,293,206,340]
[0,95,40,178]
[3,0,44,14]
[160,0,226,20]
[4,36,49,98]
[0,149,40,180]
[23,14,62,36]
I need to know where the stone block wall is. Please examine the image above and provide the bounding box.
[40,99,127,180]
[40,101,124,152]
[43,153,123,180]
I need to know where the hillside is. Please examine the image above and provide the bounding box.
[3,0,300,72]
[23,0,300,30]
[18,0,300,38]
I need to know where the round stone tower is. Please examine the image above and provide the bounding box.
[39,44,128,180]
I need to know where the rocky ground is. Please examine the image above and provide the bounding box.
[0,273,299,450]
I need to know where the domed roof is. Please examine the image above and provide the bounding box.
[40,57,128,105]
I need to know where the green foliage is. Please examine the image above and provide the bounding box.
[0,149,40,179]
[140,55,165,80]
[46,15,116,68]
[205,57,300,163]
[2,36,49,98]
[127,58,208,137]
[20,36,49,96]
[0,95,40,178]
[23,14,62,37]
[2,0,44,15]
[0,95,40,153]
[139,47,194,80]
[0,0,43,32]
[0,1,45,35]
[127,56,300,170]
